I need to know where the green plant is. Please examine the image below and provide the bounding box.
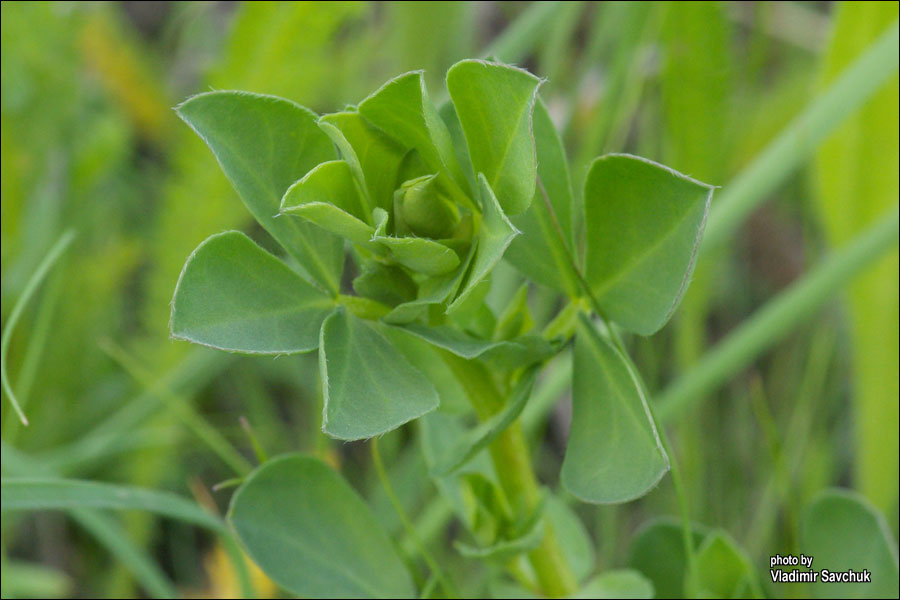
[168,58,713,597]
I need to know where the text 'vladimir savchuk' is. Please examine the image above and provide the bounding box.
[770,554,872,584]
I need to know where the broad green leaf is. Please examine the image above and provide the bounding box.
[228,455,415,599]
[545,495,596,583]
[398,323,554,370]
[583,154,713,335]
[320,111,408,212]
[176,91,343,295]
[505,97,580,296]
[446,59,541,215]
[628,518,706,598]
[171,232,335,354]
[573,570,654,599]
[280,160,374,245]
[358,71,467,194]
[562,314,669,503]
[281,160,367,222]
[380,326,469,413]
[1,478,225,533]
[689,531,761,598]
[430,366,539,475]
[319,309,439,440]
[814,2,899,513]
[800,489,899,599]
[449,174,519,311]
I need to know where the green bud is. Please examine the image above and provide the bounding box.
[394,175,460,239]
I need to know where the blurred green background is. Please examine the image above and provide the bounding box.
[1,1,897,598]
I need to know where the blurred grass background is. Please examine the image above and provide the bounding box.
[1,2,897,597]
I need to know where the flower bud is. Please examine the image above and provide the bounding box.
[394,175,460,239]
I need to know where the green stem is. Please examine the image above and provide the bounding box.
[656,206,899,421]
[440,352,578,598]
[1,230,76,426]
[701,22,899,252]
[371,438,457,599]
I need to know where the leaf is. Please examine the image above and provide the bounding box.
[689,531,761,599]
[374,235,460,276]
[583,154,713,335]
[545,495,596,583]
[628,517,706,598]
[505,96,580,295]
[454,518,544,562]
[450,174,519,310]
[380,326,469,413]
[1,478,225,533]
[176,91,344,295]
[800,489,899,599]
[319,309,439,440]
[228,454,415,599]
[320,111,408,213]
[561,314,669,503]
[353,263,418,307]
[430,366,539,475]
[814,2,899,513]
[398,323,554,370]
[446,59,541,215]
[358,71,467,194]
[280,160,374,245]
[171,231,336,354]
[572,570,654,599]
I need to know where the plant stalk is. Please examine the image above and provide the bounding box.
[440,352,578,597]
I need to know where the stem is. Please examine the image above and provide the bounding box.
[371,438,457,599]
[1,230,76,426]
[701,22,899,252]
[440,352,578,597]
[656,206,899,421]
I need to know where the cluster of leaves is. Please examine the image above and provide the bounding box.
[170,57,715,596]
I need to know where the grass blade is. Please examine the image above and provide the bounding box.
[657,207,899,421]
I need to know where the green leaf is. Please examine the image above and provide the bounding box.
[562,314,669,503]
[454,518,544,562]
[430,366,539,475]
[628,518,706,598]
[1,478,225,533]
[228,454,415,599]
[689,531,761,598]
[358,71,466,194]
[398,323,554,370]
[583,154,713,335]
[505,96,579,296]
[319,309,439,440]
[446,59,542,215]
[573,570,654,599]
[814,2,899,514]
[374,235,460,276]
[320,111,408,213]
[176,91,344,295]
[545,495,596,584]
[280,160,375,245]
[171,231,335,354]
[450,174,519,310]
[800,489,899,599]
[353,263,418,307]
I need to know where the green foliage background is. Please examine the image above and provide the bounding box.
[1,2,897,598]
